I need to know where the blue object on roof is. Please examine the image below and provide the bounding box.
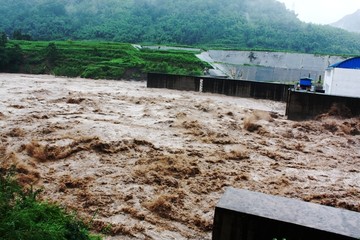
[329,57,360,69]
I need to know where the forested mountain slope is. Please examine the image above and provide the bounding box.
[1,0,360,54]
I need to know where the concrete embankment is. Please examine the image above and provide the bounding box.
[196,50,346,82]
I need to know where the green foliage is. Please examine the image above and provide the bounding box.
[0,48,7,71]
[0,0,360,54]
[0,32,8,70]
[2,40,208,79]
[6,44,24,72]
[12,29,32,41]
[0,32,7,46]
[0,168,101,240]
[0,31,25,71]
[45,42,60,67]
[81,65,125,80]
[53,66,82,77]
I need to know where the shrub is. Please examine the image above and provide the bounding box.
[53,66,83,77]
[0,167,101,240]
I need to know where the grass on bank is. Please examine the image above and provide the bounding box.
[5,40,209,80]
[0,167,101,240]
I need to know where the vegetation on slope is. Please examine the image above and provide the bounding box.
[0,167,101,240]
[0,39,209,79]
[1,0,360,55]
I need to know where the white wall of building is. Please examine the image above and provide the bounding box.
[323,68,360,98]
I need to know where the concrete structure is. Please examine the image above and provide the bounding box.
[286,89,360,120]
[324,57,360,97]
[147,73,360,120]
[136,45,201,52]
[147,73,292,102]
[196,50,346,82]
[213,188,360,240]
[208,68,228,78]
[147,73,198,91]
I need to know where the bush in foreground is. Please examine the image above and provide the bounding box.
[0,167,101,240]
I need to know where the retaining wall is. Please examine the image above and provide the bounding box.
[147,73,199,91]
[286,90,360,120]
[147,73,292,102]
[213,188,360,240]
[201,77,292,102]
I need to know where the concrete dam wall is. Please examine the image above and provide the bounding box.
[196,50,346,83]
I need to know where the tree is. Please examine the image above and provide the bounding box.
[0,32,8,70]
[12,29,32,41]
[0,32,7,46]
[0,0,360,54]
[6,44,24,72]
[45,43,59,67]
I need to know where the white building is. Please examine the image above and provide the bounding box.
[323,57,360,98]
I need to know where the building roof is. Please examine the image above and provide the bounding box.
[329,57,360,69]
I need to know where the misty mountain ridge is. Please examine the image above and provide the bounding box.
[1,0,360,54]
[331,9,360,33]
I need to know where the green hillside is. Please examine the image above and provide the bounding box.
[1,0,360,55]
[0,39,209,79]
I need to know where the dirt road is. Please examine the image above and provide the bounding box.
[0,74,359,239]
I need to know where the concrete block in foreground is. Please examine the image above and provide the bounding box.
[213,188,360,240]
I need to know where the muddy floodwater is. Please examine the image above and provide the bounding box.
[0,74,359,239]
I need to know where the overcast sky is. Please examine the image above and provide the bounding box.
[276,0,360,24]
